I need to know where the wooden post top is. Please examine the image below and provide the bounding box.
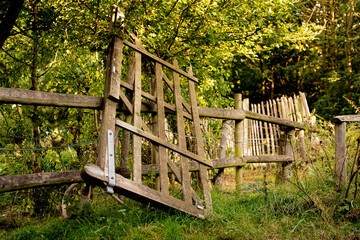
[333,115,360,123]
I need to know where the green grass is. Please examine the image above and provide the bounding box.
[2,175,360,240]
[3,120,360,239]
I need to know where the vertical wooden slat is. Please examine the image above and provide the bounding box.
[250,104,256,156]
[276,98,282,118]
[285,97,290,120]
[132,39,143,183]
[173,59,191,204]
[289,97,296,121]
[274,99,281,144]
[283,96,289,120]
[281,97,288,120]
[279,97,285,119]
[235,94,243,190]
[300,92,307,119]
[150,64,159,190]
[188,65,212,209]
[300,92,311,118]
[286,97,292,121]
[249,104,254,155]
[296,95,307,161]
[293,94,301,122]
[256,105,262,155]
[257,103,265,155]
[291,96,297,121]
[266,101,276,155]
[335,122,347,189]
[253,104,261,155]
[156,63,169,195]
[287,97,293,121]
[120,54,135,170]
[250,104,254,155]
[249,117,254,156]
[243,98,249,156]
[268,99,275,153]
[287,97,292,121]
[261,102,270,155]
[98,37,124,173]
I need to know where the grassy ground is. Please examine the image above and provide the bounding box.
[1,167,360,240]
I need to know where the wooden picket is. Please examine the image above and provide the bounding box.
[243,92,314,156]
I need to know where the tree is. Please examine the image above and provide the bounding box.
[0,0,24,49]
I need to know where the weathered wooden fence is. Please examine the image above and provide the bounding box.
[202,92,315,161]
[245,92,315,157]
[0,87,312,216]
[0,6,316,218]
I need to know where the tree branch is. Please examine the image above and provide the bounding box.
[165,0,179,17]
[0,0,25,49]
[1,47,28,65]
[167,0,200,51]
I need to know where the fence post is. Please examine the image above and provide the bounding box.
[213,120,231,190]
[275,127,294,184]
[235,94,243,190]
[335,121,347,189]
[243,98,249,156]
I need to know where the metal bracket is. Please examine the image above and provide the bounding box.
[106,130,116,194]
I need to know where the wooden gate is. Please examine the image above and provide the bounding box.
[81,6,212,218]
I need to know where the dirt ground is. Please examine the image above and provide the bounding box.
[219,166,277,191]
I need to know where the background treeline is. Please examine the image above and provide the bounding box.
[1,0,359,117]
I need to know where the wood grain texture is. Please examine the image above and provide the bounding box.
[0,171,82,193]
[173,59,191,204]
[115,119,213,167]
[83,164,207,218]
[334,115,360,123]
[0,155,293,193]
[0,87,311,130]
[0,87,103,109]
[132,39,143,184]
[188,65,212,210]
[123,40,198,83]
[155,62,169,195]
[234,94,243,190]
[97,37,124,173]
[335,122,347,188]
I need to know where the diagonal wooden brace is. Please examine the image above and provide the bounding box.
[81,163,207,218]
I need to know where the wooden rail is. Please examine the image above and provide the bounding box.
[333,115,360,123]
[0,87,102,109]
[0,155,291,193]
[0,87,307,129]
[244,110,308,129]
[0,171,82,193]
[123,40,199,83]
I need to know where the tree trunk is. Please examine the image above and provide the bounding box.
[29,2,48,215]
[30,2,40,174]
[345,0,354,73]
[212,120,231,190]
[0,0,24,48]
